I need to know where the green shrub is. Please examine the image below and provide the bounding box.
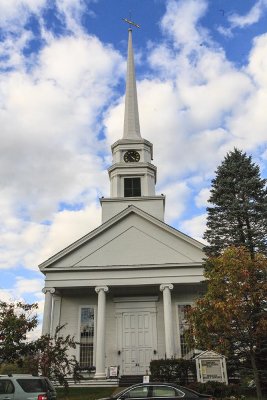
[150,359,196,385]
[0,363,23,375]
[187,381,243,398]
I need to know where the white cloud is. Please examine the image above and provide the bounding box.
[161,0,209,48]
[228,0,267,28]
[0,0,267,293]
[54,0,87,34]
[0,278,43,302]
[179,214,207,243]
[14,277,44,295]
[0,32,123,271]
[217,25,233,39]
[36,203,102,265]
[161,182,191,222]
[0,288,16,302]
[0,0,46,71]
[0,201,102,270]
[248,33,267,86]
[104,0,266,235]
[0,36,122,206]
[0,0,46,27]
[224,34,267,151]
[195,188,210,208]
[218,0,267,37]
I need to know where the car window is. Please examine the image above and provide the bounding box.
[0,380,15,394]
[152,386,184,398]
[123,386,149,398]
[177,387,199,398]
[17,379,46,393]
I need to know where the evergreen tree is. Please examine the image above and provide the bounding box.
[203,149,267,258]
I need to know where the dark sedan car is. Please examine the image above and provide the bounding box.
[101,382,213,400]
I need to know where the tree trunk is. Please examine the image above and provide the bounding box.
[250,349,262,400]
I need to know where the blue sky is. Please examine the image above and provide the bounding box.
[0,0,267,336]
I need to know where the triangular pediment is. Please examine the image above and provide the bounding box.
[75,225,196,267]
[40,206,204,270]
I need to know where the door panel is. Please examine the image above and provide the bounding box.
[122,311,153,375]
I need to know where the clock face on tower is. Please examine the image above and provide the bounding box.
[124,150,140,163]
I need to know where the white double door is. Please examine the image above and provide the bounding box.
[122,311,153,375]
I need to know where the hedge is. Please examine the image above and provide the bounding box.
[150,359,196,385]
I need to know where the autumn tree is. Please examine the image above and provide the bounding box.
[34,325,82,389]
[0,302,81,389]
[187,247,267,400]
[203,149,267,258]
[0,301,38,363]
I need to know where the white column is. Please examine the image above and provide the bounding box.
[94,286,109,379]
[42,288,55,335]
[160,284,175,358]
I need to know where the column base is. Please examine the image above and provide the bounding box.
[94,372,107,380]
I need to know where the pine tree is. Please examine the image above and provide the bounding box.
[203,148,267,258]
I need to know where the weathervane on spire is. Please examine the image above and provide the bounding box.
[122,17,140,29]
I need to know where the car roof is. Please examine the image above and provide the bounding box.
[124,382,181,387]
[0,375,48,379]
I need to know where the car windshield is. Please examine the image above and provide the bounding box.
[17,379,46,393]
[124,386,149,398]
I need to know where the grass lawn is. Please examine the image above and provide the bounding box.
[56,386,119,400]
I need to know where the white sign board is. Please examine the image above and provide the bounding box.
[195,351,228,384]
[109,366,118,377]
[201,359,223,382]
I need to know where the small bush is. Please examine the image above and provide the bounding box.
[150,359,196,385]
[187,381,243,398]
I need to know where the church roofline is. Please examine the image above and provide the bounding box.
[39,204,204,270]
[100,195,165,203]
[39,262,204,273]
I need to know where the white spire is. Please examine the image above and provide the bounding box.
[123,28,142,139]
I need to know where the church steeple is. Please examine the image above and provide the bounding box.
[100,25,165,223]
[123,29,141,140]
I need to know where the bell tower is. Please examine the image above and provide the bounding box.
[101,26,165,222]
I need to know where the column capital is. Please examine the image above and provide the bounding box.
[42,287,56,294]
[95,286,109,294]
[160,283,173,292]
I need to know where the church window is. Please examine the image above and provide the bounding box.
[79,307,95,368]
[177,304,191,357]
[124,177,141,197]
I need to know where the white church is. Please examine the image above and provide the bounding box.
[39,28,205,380]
